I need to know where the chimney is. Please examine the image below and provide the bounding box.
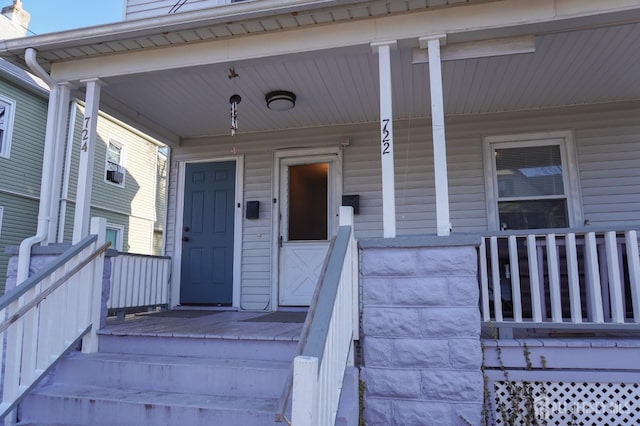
[1,0,30,38]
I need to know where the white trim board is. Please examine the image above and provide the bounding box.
[482,130,584,230]
[171,155,244,309]
[271,146,343,311]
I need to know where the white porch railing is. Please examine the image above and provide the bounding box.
[275,207,359,425]
[479,227,640,328]
[108,253,171,313]
[0,218,108,421]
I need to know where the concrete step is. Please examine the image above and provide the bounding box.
[50,351,289,398]
[97,332,298,362]
[18,383,280,426]
[19,331,295,426]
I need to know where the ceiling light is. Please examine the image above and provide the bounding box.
[265,90,296,111]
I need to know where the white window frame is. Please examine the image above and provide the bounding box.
[106,224,124,251]
[483,130,583,231]
[104,138,126,187]
[0,96,17,159]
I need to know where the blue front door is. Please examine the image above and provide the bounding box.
[180,161,235,305]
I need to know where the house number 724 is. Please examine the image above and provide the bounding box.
[81,116,91,152]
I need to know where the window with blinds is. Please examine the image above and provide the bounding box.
[494,144,569,230]
[483,131,582,231]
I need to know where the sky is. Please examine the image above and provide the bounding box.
[22,0,124,36]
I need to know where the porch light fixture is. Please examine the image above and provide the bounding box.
[265,90,296,111]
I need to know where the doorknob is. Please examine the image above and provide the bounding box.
[183,236,189,242]
[184,226,190,232]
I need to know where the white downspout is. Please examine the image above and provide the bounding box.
[58,101,78,243]
[17,48,60,283]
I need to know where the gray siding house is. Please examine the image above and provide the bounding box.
[1,1,640,425]
[0,60,47,294]
[0,2,167,294]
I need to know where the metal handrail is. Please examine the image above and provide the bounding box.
[0,242,111,334]
[301,226,351,361]
[274,225,352,423]
[0,234,98,311]
[0,223,108,421]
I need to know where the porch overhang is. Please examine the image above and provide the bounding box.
[1,0,639,69]
[2,0,640,242]
[0,0,637,143]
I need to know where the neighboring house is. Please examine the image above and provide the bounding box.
[0,2,166,295]
[0,81,167,294]
[1,0,640,424]
[57,102,166,255]
[0,60,48,295]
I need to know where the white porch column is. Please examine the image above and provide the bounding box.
[72,79,102,243]
[422,36,451,236]
[372,41,397,238]
[47,83,71,243]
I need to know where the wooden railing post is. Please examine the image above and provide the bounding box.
[292,356,319,426]
[339,207,359,343]
[626,230,640,323]
[83,217,107,353]
[584,232,604,323]
[479,226,640,329]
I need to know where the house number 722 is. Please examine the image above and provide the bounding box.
[381,118,391,155]
[81,116,91,152]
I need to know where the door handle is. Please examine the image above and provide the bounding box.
[183,236,189,242]
[279,236,283,248]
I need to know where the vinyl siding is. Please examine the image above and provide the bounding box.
[168,100,640,310]
[0,78,48,198]
[576,128,640,226]
[0,194,39,294]
[125,0,227,20]
[61,104,162,255]
[0,76,47,294]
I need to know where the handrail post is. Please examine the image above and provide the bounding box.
[82,217,107,353]
[626,230,640,322]
[292,356,319,426]
[339,207,359,342]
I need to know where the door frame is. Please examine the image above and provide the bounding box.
[171,155,244,308]
[271,147,342,311]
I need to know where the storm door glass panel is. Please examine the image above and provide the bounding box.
[288,163,328,240]
[495,144,568,230]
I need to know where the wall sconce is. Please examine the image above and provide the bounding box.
[265,90,296,111]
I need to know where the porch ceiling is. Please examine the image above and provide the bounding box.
[1,1,639,144]
[95,20,640,141]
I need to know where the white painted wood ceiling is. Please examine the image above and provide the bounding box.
[99,21,640,139]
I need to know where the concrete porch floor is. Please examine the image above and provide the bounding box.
[102,310,306,342]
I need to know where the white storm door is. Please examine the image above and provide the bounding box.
[279,157,337,306]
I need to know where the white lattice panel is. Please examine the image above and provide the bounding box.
[493,381,640,425]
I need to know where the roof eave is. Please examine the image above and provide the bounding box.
[0,0,373,57]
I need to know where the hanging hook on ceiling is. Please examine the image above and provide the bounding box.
[228,68,239,79]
